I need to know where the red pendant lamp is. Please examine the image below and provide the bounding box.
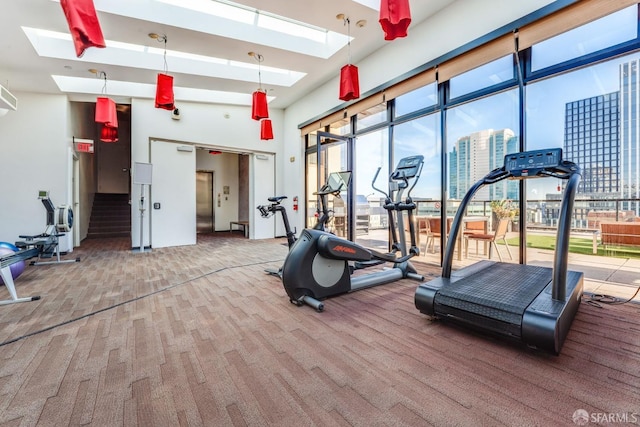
[151,33,175,110]
[100,125,118,143]
[250,52,269,120]
[252,90,269,121]
[94,71,119,143]
[379,0,412,41]
[260,119,274,140]
[60,0,106,57]
[338,15,360,102]
[339,64,360,102]
[95,96,118,128]
[155,73,174,110]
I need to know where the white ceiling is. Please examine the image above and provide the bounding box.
[0,0,456,110]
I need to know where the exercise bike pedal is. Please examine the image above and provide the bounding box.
[353,259,385,270]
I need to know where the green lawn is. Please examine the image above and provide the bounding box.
[505,234,640,259]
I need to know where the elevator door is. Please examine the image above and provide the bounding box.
[196,171,214,233]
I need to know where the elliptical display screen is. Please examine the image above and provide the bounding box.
[392,155,424,179]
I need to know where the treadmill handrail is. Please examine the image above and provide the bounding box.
[552,169,580,300]
[441,158,581,301]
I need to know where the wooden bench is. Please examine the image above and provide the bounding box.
[601,222,640,249]
[527,225,600,254]
[230,221,249,238]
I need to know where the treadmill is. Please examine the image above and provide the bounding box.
[415,148,583,355]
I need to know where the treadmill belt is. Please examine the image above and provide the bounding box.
[435,263,551,325]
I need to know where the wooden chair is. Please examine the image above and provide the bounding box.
[426,218,443,253]
[417,218,434,254]
[464,218,513,262]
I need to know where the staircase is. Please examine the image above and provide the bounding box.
[87,193,131,239]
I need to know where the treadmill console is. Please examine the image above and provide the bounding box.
[505,148,562,178]
[392,155,424,180]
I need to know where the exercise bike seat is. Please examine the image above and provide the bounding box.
[268,196,287,203]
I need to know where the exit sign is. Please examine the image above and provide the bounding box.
[74,138,94,153]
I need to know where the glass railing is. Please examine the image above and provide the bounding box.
[413,198,640,231]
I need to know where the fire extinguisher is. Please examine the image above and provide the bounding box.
[293,196,299,211]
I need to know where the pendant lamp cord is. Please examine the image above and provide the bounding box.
[154,34,169,74]
[163,36,168,74]
[99,71,107,94]
[345,17,352,65]
[253,53,264,92]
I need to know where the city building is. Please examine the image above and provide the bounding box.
[448,129,518,200]
[620,60,640,214]
[564,91,620,196]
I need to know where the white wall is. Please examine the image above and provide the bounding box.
[281,0,558,234]
[0,91,74,252]
[130,98,283,247]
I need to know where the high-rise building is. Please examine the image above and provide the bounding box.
[563,92,620,197]
[620,60,640,214]
[448,129,518,200]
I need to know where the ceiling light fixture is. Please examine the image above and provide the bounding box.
[337,14,360,101]
[249,52,268,121]
[93,70,118,143]
[59,0,106,57]
[260,118,274,141]
[379,0,412,41]
[151,33,175,111]
[249,52,273,141]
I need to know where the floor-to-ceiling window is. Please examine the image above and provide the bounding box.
[300,2,640,265]
[393,113,440,255]
[525,4,639,259]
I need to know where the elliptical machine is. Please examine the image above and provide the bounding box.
[281,155,425,312]
[257,171,351,276]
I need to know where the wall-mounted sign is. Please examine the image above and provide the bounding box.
[74,137,94,153]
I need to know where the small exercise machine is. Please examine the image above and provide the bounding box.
[281,155,425,311]
[15,191,81,266]
[415,148,583,355]
[257,171,351,276]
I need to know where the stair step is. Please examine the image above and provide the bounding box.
[87,193,131,240]
[90,213,130,220]
[86,231,129,239]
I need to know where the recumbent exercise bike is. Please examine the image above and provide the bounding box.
[257,171,351,276]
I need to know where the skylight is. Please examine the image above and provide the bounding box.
[23,27,306,87]
[58,0,350,59]
[52,75,272,106]
[353,0,380,11]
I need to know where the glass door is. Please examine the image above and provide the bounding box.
[353,128,389,251]
[316,132,351,239]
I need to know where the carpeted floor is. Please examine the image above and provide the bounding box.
[0,234,638,426]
